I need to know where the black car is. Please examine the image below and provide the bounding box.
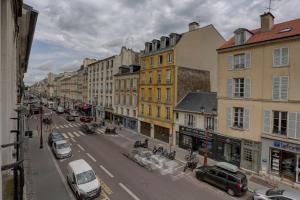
[66,114,75,121]
[195,162,248,196]
[80,124,96,134]
[48,132,65,146]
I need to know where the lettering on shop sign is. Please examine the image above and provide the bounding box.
[273,141,300,153]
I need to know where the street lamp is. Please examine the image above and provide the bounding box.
[40,101,43,149]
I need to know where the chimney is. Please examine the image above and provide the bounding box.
[189,22,199,31]
[260,12,274,32]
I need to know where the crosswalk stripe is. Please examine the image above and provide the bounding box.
[73,131,80,137]
[64,125,69,128]
[67,132,74,138]
[96,130,102,135]
[68,124,73,127]
[60,125,64,128]
[62,133,69,139]
[78,131,85,136]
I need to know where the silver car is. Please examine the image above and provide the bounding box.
[52,140,72,159]
[253,188,300,200]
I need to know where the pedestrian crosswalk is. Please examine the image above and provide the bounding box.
[54,122,83,129]
[61,131,83,139]
[96,128,105,135]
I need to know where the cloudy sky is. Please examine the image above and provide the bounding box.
[24,0,300,85]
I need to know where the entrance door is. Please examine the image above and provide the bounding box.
[297,155,300,183]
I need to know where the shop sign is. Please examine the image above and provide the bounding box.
[273,140,300,153]
[179,126,213,138]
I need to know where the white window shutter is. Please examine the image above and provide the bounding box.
[227,107,232,128]
[227,79,233,98]
[214,118,218,132]
[245,53,251,68]
[184,114,188,126]
[228,55,234,70]
[263,110,271,133]
[243,108,250,130]
[272,76,280,100]
[296,113,300,139]
[245,78,251,98]
[273,49,280,67]
[280,76,288,100]
[288,112,296,139]
[281,47,289,66]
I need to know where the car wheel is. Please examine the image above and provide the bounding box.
[227,188,235,196]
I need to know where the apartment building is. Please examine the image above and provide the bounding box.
[138,22,225,144]
[217,12,300,183]
[114,65,140,132]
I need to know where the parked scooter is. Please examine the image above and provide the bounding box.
[133,139,149,148]
[152,146,164,155]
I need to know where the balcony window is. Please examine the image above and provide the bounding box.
[273,111,287,136]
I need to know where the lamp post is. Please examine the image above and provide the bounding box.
[40,101,43,149]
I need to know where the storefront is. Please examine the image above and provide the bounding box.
[154,125,170,143]
[114,115,137,132]
[261,138,300,184]
[177,126,215,158]
[105,109,113,121]
[96,106,105,119]
[240,140,261,172]
[140,121,151,137]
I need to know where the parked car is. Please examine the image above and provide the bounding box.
[56,106,64,114]
[64,108,71,114]
[67,159,101,200]
[70,110,79,117]
[48,101,55,109]
[66,114,75,121]
[80,116,93,123]
[195,162,248,196]
[48,132,65,146]
[253,188,300,200]
[43,113,52,124]
[80,124,96,134]
[52,140,72,159]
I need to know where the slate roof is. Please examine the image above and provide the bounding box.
[219,17,300,50]
[174,92,217,113]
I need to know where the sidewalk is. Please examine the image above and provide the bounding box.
[106,121,300,194]
[23,126,73,200]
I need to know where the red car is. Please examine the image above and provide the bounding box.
[80,116,93,123]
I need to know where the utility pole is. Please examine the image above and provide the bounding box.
[40,101,43,149]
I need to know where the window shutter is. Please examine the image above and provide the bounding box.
[244,78,251,98]
[214,118,218,132]
[245,53,251,68]
[272,76,280,100]
[263,110,271,133]
[243,108,250,130]
[296,113,300,139]
[184,114,188,126]
[227,79,233,98]
[228,56,234,70]
[288,112,296,139]
[273,49,280,67]
[227,107,232,128]
[281,47,289,66]
[280,76,288,100]
[193,115,196,128]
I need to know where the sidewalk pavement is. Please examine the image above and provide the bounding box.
[104,121,300,194]
[23,125,73,200]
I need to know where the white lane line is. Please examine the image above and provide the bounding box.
[62,133,69,139]
[73,131,80,137]
[67,132,74,138]
[99,165,114,178]
[78,131,84,136]
[64,124,69,128]
[96,130,102,135]
[86,153,96,162]
[119,183,140,200]
[77,144,85,151]
[60,125,64,128]
[71,138,76,143]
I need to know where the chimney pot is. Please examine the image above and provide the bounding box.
[260,12,274,32]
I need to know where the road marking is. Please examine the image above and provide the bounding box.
[64,124,69,128]
[99,178,113,196]
[100,165,114,178]
[73,131,80,137]
[119,183,140,200]
[96,130,102,135]
[60,125,64,128]
[78,131,84,136]
[71,138,76,143]
[86,153,96,162]
[77,144,85,151]
[68,124,73,127]
[62,133,69,139]
[67,132,74,138]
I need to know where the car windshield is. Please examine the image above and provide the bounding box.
[87,125,95,129]
[266,189,284,196]
[53,134,64,140]
[56,143,69,149]
[76,170,96,185]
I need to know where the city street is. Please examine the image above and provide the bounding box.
[27,107,251,200]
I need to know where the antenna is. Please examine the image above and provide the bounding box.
[268,0,272,12]
[195,15,201,24]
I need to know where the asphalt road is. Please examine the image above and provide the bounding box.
[33,107,251,200]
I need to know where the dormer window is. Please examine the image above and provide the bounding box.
[234,28,252,46]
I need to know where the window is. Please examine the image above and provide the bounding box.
[133,110,136,117]
[273,47,289,67]
[148,105,152,116]
[176,112,179,120]
[166,88,171,102]
[168,53,173,63]
[157,71,161,84]
[127,109,129,116]
[166,70,171,84]
[166,107,170,120]
[207,117,215,130]
[273,111,287,136]
[133,79,137,91]
[157,88,161,101]
[149,72,152,84]
[126,79,130,91]
[184,114,195,127]
[243,148,253,162]
[133,95,137,106]
[158,55,163,65]
[231,54,250,69]
[157,106,161,118]
[148,88,152,101]
[141,104,144,115]
[233,78,244,97]
[272,76,288,100]
[141,88,145,100]
[150,57,154,65]
[233,107,244,128]
[235,31,245,45]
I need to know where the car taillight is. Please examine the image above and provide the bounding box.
[236,182,241,190]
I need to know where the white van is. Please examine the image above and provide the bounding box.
[67,159,101,199]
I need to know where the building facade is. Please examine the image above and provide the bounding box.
[114,65,140,132]
[138,22,225,145]
[218,12,300,183]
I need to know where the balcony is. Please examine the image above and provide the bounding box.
[166,79,171,84]
[148,97,152,102]
[157,79,161,84]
